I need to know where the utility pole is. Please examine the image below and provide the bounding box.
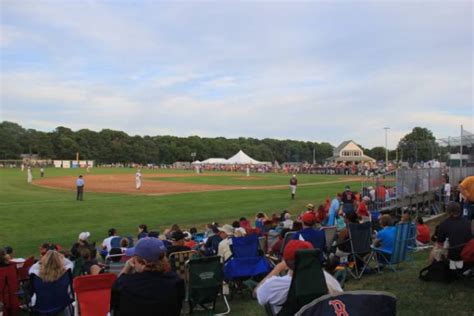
[312,146,316,164]
[384,127,390,167]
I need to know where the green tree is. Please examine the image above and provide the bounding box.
[397,127,439,162]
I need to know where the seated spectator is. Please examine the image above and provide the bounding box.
[29,249,73,278]
[416,216,430,245]
[232,220,240,229]
[79,247,102,275]
[293,212,326,261]
[269,228,290,257]
[112,238,185,316]
[148,231,159,238]
[0,248,9,267]
[430,202,472,270]
[102,228,119,253]
[217,225,234,261]
[255,240,343,315]
[255,212,268,229]
[166,231,191,256]
[373,215,396,261]
[120,238,129,252]
[282,213,293,229]
[234,227,247,237]
[71,232,95,261]
[165,224,181,240]
[3,246,13,261]
[204,225,222,256]
[261,220,273,234]
[183,231,197,249]
[400,210,412,224]
[335,211,360,259]
[137,224,148,240]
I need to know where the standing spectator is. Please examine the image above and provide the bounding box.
[137,224,148,240]
[327,194,342,226]
[341,186,355,214]
[112,238,185,316]
[444,181,451,206]
[415,216,430,246]
[289,175,297,200]
[76,175,85,201]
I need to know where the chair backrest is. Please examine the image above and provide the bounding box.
[73,273,117,316]
[110,236,122,248]
[278,249,328,316]
[17,256,35,281]
[0,264,20,315]
[187,256,223,307]
[30,270,74,314]
[280,231,297,255]
[126,236,134,248]
[407,222,417,248]
[295,290,397,316]
[321,226,337,250]
[169,250,198,281]
[230,234,260,258]
[348,222,373,254]
[194,233,205,243]
[258,236,268,254]
[390,223,411,264]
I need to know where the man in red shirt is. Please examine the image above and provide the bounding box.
[415,216,430,245]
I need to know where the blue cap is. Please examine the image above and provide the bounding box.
[125,237,166,262]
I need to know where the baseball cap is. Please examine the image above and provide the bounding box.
[78,232,90,241]
[171,230,185,241]
[125,238,166,262]
[183,231,192,241]
[283,240,313,262]
[302,212,316,225]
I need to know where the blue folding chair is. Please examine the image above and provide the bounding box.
[224,234,271,280]
[110,236,122,248]
[29,270,74,315]
[372,222,411,272]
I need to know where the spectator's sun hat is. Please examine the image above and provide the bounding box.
[171,230,185,241]
[302,212,316,225]
[125,237,166,262]
[306,203,314,209]
[283,240,313,263]
[183,231,192,241]
[78,232,90,241]
[217,224,234,236]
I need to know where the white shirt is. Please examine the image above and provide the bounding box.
[444,183,451,196]
[135,172,141,180]
[256,271,343,314]
[218,238,232,261]
[102,236,116,252]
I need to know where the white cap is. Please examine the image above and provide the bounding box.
[79,232,90,241]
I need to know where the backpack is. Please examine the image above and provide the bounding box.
[461,239,474,263]
[419,260,454,283]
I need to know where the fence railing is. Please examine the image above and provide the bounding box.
[449,167,474,185]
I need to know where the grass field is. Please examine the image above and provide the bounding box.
[1,167,473,315]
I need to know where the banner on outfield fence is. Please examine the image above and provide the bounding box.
[71,161,79,168]
[62,160,71,168]
[53,160,62,168]
[87,160,94,167]
[79,160,87,167]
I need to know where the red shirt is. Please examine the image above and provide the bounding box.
[416,224,430,244]
[357,202,369,217]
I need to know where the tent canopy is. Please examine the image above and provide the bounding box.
[201,158,228,164]
[226,150,263,164]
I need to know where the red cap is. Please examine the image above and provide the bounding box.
[283,240,314,262]
[302,212,316,224]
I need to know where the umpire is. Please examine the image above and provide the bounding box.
[76,175,85,201]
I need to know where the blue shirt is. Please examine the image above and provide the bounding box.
[76,178,84,187]
[376,226,396,253]
[293,228,326,252]
[327,199,340,226]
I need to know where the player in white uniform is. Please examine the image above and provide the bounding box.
[135,169,142,190]
[27,166,33,183]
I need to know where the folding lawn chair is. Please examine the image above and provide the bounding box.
[321,226,337,251]
[347,222,377,279]
[273,249,328,316]
[110,237,121,249]
[279,232,297,258]
[186,255,230,315]
[372,222,411,272]
[169,250,198,283]
[295,290,397,316]
[73,273,117,316]
[0,264,20,316]
[16,256,35,283]
[28,270,75,316]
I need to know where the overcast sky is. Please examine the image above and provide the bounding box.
[1,0,472,149]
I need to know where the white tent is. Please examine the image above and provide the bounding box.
[226,150,263,164]
[191,160,202,165]
[201,158,228,164]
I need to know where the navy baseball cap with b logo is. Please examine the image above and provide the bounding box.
[125,237,167,262]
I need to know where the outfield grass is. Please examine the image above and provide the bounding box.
[1,168,473,315]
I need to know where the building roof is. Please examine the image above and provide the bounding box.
[327,155,376,162]
[333,140,354,155]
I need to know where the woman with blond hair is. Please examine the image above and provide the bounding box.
[39,250,66,282]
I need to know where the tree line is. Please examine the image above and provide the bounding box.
[0,121,440,164]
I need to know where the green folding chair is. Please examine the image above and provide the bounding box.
[186,255,230,315]
[276,249,328,316]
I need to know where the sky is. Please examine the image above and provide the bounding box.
[0,0,472,149]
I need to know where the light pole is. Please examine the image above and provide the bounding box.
[384,127,390,167]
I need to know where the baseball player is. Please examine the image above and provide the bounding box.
[27,166,33,183]
[289,174,297,200]
[135,169,142,190]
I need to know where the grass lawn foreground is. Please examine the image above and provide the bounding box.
[0,168,472,315]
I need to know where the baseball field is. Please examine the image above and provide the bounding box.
[1,167,472,315]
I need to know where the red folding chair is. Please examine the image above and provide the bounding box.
[73,273,117,316]
[0,264,20,316]
[16,256,35,282]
